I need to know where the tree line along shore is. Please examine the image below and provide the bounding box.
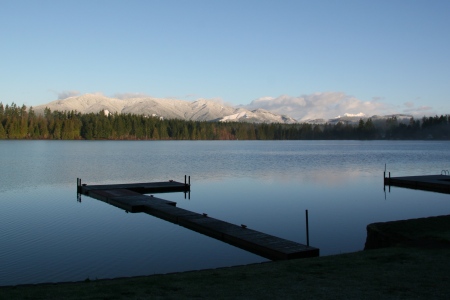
[1,103,449,140]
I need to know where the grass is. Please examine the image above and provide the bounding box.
[2,216,450,299]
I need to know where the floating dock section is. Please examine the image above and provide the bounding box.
[77,178,319,260]
[384,173,450,194]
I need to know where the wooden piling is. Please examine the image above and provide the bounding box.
[306,210,309,247]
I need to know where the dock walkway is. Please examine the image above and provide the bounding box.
[79,180,190,195]
[384,174,450,194]
[78,179,319,260]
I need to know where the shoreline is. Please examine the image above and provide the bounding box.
[2,214,450,299]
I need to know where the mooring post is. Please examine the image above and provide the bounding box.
[77,178,81,193]
[76,178,82,202]
[188,176,190,186]
[305,209,309,247]
[185,175,186,185]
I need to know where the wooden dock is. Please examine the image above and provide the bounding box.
[384,174,450,194]
[78,179,190,195]
[77,179,319,260]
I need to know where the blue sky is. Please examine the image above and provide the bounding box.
[1,0,449,120]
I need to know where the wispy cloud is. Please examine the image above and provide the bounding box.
[402,101,433,115]
[183,94,199,99]
[52,90,80,100]
[244,92,393,121]
[404,101,415,108]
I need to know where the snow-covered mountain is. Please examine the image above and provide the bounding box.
[33,94,298,124]
[32,93,414,125]
[304,113,414,125]
[216,109,297,124]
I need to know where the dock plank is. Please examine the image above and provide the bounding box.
[88,189,177,212]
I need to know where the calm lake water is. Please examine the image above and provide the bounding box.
[1,140,450,286]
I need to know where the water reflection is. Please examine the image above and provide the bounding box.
[1,140,450,286]
[0,140,446,192]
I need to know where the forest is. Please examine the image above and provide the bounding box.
[0,102,449,140]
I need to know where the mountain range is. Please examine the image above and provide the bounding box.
[33,94,412,124]
[33,94,298,124]
[304,113,414,125]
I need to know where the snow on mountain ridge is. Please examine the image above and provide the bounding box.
[217,108,297,124]
[342,112,366,118]
[31,94,415,125]
[304,113,414,125]
[32,94,297,124]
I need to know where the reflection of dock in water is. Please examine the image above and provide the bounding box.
[384,172,450,194]
[77,178,319,260]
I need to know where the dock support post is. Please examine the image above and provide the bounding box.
[184,175,191,199]
[305,210,309,247]
[76,178,82,202]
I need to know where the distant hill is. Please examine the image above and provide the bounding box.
[304,113,414,125]
[32,93,414,125]
[33,94,297,124]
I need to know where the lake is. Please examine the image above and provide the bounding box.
[1,140,450,286]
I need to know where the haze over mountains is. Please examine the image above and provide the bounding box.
[33,94,412,124]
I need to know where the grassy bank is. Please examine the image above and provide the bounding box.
[2,216,450,299]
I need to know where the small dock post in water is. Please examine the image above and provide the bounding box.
[77,177,319,260]
[305,209,309,247]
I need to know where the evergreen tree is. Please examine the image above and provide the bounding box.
[0,122,6,139]
[151,126,160,139]
[37,116,49,139]
[52,119,62,139]
[0,102,4,120]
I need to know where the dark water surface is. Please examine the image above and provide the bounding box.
[1,140,450,286]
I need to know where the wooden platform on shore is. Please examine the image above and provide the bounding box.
[384,174,450,194]
[77,179,319,260]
